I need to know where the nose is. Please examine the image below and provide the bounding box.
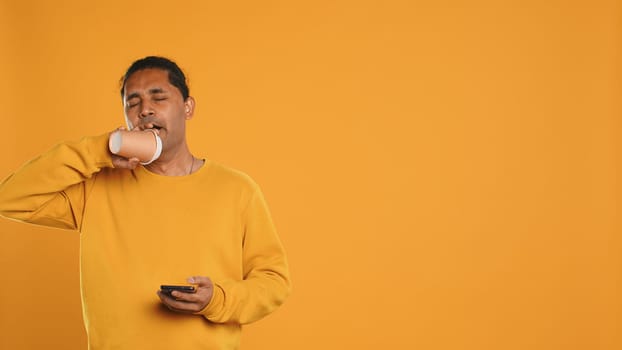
[139,101,155,118]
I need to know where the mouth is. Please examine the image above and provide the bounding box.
[139,122,163,131]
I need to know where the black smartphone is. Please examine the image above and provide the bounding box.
[160,284,197,296]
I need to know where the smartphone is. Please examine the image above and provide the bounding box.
[160,284,197,296]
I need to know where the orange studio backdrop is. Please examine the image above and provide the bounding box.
[0,0,620,349]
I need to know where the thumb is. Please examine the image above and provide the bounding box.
[187,276,212,287]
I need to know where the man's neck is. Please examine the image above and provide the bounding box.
[144,145,195,176]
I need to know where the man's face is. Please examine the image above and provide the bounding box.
[123,68,194,153]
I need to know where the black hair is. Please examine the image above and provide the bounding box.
[120,56,189,100]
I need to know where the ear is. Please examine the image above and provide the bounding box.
[184,96,196,120]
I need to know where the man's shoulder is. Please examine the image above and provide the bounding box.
[204,159,258,190]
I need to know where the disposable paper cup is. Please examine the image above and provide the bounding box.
[108,129,162,165]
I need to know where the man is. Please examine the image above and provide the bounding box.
[0,56,291,349]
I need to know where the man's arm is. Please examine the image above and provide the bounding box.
[158,182,292,324]
[0,133,117,230]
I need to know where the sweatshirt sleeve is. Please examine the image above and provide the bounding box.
[0,133,113,231]
[198,182,292,324]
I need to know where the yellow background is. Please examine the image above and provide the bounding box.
[0,0,620,349]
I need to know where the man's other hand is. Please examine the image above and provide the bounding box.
[157,276,214,314]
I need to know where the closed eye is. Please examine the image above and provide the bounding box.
[126,97,140,108]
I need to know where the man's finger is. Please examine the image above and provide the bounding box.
[157,291,202,313]
[171,290,202,303]
[111,156,140,169]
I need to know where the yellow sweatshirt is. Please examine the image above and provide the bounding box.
[0,133,291,350]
